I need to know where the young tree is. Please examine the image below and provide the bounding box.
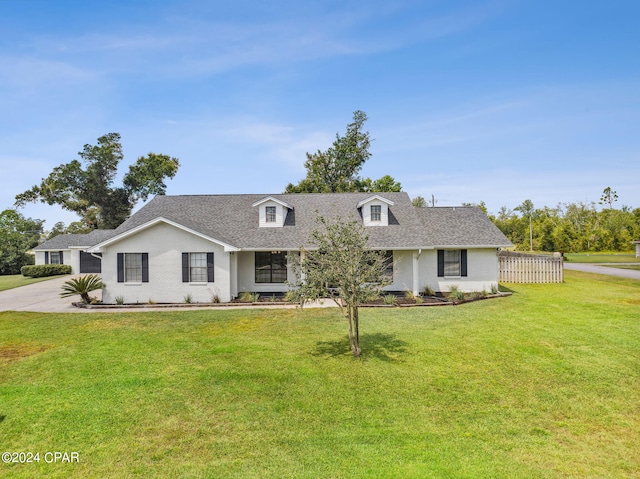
[515,199,535,252]
[599,187,618,209]
[412,196,427,208]
[284,111,402,194]
[0,209,43,275]
[289,216,390,357]
[15,133,180,229]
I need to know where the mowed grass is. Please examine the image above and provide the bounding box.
[1,271,639,478]
[603,264,640,271]
[0,274,69,292]
[565,253,640,263]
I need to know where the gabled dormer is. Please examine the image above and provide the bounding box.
[252,196,292,228]
[357,195,394,226]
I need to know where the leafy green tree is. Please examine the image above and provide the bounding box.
[289,216,390,357]
[515,199,535,251]
[284,111,402,194]
[15,133,180,229]
[412,196,427,208]
[357,175,403,193]
[46,221,94,240]
[0,209,43,275]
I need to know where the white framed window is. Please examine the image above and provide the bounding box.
[444,250,461,277]
[189,253,207,282]
[371,205,381,222]
[125,253,143,282]
[50,252,62,264]
[265,206,277,223]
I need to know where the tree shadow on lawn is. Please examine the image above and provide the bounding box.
[312,333,408,362]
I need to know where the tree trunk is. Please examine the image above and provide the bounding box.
[352,306,361,357]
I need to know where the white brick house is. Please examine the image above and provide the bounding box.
[38,192,512,304]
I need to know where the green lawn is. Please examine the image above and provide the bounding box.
[0,274,70,292]
[1,271,639,478]
[565,253,640,263]
[602,264,640,271]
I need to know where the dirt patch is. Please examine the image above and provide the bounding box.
[0,343,49,362]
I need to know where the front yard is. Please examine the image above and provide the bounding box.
[0,274,69,293]
[1,271,638,478]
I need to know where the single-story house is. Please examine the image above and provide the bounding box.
[33,229,114,274]
[36,192,512,303]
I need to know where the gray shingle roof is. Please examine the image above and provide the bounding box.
[98,193,512,250]
[417,207,512,247]
[34,229,116,250]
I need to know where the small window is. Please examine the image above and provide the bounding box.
[182,253,214,283]
[371,205,381,222]
[444,250,461,276]
[125,253,143,282]
[266,206,276,223]
[190,253,208,282]
[255,251,287,283]
[50,252,61,264]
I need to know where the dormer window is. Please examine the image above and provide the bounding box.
[252,196,292,228]
[371,205,381,222]
[357,195,394,227]
[266,206,276,223]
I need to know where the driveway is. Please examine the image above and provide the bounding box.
[0,275,97,313]
[564,263,640,280]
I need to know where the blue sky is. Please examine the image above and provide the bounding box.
[1,0,639,229]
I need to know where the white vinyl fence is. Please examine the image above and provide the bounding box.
[499,251,564,283]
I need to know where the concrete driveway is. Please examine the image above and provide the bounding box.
[564,263,640,280]
[0,275,98,313]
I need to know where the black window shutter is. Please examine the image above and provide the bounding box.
[141,253,149,283]
[182,253,189,282]
[207,253,214,282]
[461,249,468,277]
[437,250,444,277]
[59,251,64,264]
[45,252,49,264]
[117,253,124,282]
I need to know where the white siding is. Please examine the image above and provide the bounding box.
[361,200,389,226]
[35,249,80,274]
[418,248,499,293]
[101,222,231,304]
[258,201,287,228]
[381,250,414,292]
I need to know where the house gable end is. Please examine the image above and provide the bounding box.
[88,217,240,252]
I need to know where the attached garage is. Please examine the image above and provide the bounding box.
[80,252,102,273]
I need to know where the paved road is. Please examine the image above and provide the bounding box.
[564,263,640,280]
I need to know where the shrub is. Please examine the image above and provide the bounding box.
[383,294,397,305]
[21,264,71,278]
[491,284,499,295]
[404,290,416,300]
[60,274,103,304]
[448,285,465,301]
[421,285,435,297]
[184,293,193,304]
[211,294,220,303]
[115,296,125,305]
[238,292,259,303]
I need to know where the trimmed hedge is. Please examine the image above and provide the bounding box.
[21,264,72,278]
